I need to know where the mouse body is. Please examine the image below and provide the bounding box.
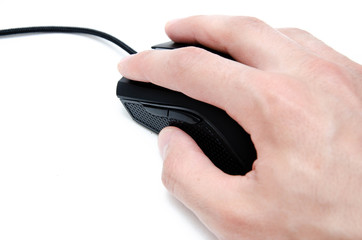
[116,42,256,175]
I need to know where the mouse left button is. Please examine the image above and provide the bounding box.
[152,41,188,50]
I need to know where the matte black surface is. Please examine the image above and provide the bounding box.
[117,42,256,175]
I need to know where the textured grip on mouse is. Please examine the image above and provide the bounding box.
[123,101,245,175]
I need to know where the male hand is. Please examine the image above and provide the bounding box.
[118,16,362,239]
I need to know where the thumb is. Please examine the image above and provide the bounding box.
[159,127,262,238]
[158,126,251,213]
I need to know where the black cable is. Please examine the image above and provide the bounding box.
[0,26,137,55]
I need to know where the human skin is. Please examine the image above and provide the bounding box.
[118,16,362,240]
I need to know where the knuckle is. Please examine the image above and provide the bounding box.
[305,57,352,85]
[354,64,362,77]
[161,143,182,195]
[212,16,269,44]
[306,58,362,106]
[161,156,177,194]
[231,16,265,26]
[168,47,207,72]
[214,202,261,238]
[173,46,207,62]
[233,16,268,31]
[280,27,311,36]
[258,74,311,123]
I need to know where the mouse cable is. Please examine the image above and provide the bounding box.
[0,26,137,55]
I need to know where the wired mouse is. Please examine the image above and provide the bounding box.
[116,41,256,175]
[0,27,256,175]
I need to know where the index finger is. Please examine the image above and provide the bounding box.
[118,46,265,131]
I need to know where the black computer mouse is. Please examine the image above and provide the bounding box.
[0,26,255,175]
[116,41,256,175]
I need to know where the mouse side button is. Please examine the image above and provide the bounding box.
[143,104,200,124]
[143,105,169,117]
[169,109,200,124]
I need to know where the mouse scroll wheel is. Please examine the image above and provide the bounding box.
[143,104,200,124]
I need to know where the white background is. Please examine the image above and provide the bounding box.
[0,0,361,239]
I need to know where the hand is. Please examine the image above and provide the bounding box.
[118,16,362,240]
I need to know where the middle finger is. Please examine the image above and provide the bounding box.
[166,15,316,74]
